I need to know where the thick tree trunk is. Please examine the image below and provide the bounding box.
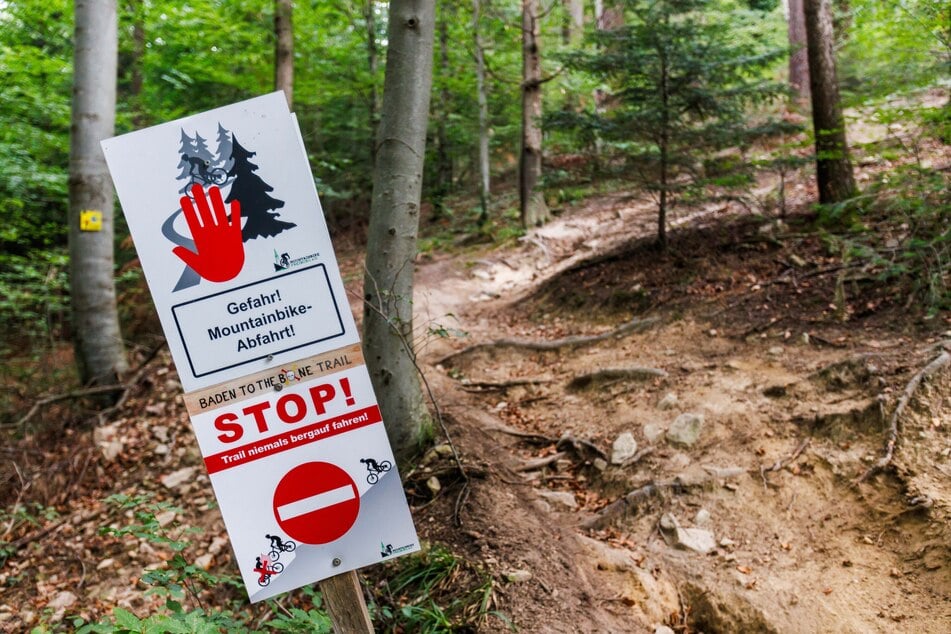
[472,0,491,222]
[520,0,550,227]
[804,0,856,204]
[786,0,809,102]
[69,0,127,386]
[363,0,436,462]
[274,0,294,108]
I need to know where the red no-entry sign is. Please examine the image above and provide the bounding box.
[273,461,359,544]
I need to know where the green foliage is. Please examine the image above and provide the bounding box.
[551,0,792,240]
[0,0,73,253]
[372,544,511,633]
[69,493,338,633]
[0,249,70,352]
[840,0,951,104]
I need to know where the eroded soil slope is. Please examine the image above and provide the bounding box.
[414,196,950,632]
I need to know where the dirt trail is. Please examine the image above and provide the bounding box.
[411,197,951,633]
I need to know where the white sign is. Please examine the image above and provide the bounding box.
[103,93,419,602]
[102,92,357,393]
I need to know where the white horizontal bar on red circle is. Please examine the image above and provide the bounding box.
[276,484,356,521]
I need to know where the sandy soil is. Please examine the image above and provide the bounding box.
[409,192,951,633]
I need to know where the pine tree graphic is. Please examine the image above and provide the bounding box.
[226,135,296,241]
[215,123,234,173]
[176,128,196,194]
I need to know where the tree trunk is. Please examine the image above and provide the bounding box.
[365,0,380,167]
[472,0,491,222]
[804,0,856,204]
[69,0,127,386]
[562,0,584,45]
[520,0,550,228]
[128,0,146,126]
[786,0,809,102]
[363,0,436,462]
[274,0,294,108]
[433,8,452,219]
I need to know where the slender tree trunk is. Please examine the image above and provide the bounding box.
[128,0,146,126]
[363,0,436,462]
[804,0,856,204]
[520,0,550,227]
[69,0,127,386]
[472,0,491,222]
[786,0,809,102]
[657,45,669,250]
[274,0,294,108]
[433,8,452,219]
[365,0,380,167]
[561,0,584,44]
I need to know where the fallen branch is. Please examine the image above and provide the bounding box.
[582,465,748,530]
[439,317,659,365]
[855,350,951,484]
[487,427,558,445]
[459,377,555,391]
[581,481,674,530]
[14,385,127,428]
[567,366,667,391]
[556,434,608,463]
[515,451,568,473]
[758,438,810,488]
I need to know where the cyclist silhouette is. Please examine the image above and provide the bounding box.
[253,556,269,584]
[360,457,392,484]
[266,534,285,551]
[253,555,283,586]
[360,457,382,472]
[183,154,211,180]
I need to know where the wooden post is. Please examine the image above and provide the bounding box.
[318,570,374,633]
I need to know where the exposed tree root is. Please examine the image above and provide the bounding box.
[855,349,951,485]
[567,366,667,390]
[12,341,167,429]
[459,377,555,391]
[516,451,569,472]
[759,438,810,488]
[438,316,659,365]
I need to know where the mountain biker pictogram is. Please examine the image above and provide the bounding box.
[253,555,284,587]
[265,533,297,561]
[360,457,392,484]
[167,125,298,291]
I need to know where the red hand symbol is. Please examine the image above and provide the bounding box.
[173,184,244,282]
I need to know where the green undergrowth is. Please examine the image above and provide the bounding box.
[24,495,508,633]
[370,543,513,633]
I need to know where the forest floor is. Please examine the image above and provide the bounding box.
[1,137,949,632]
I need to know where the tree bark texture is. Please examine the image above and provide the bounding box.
[433,8,452,216]
[520,0,550,227]
[274,0,294,108]
[69,0,127,386]
[804,0,856,203]
[365,0,380,167]
[363,0,436,461]
[472,0,491,221]
[786,0,809,102]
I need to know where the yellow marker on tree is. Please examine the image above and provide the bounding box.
[79,210,103,231]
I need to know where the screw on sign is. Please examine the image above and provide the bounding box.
[273,462,360,544]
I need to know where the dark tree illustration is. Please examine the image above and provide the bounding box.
[226,135,296,241]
